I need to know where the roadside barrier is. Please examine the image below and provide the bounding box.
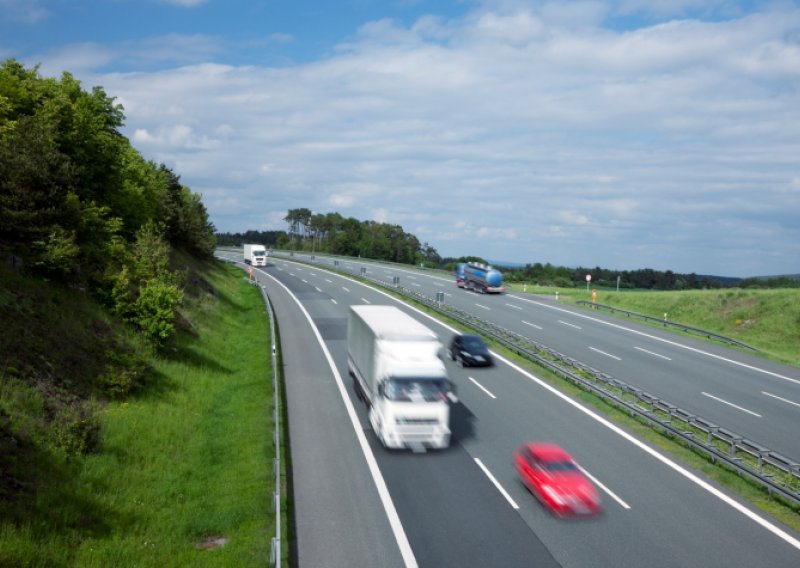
[576,300,757,351]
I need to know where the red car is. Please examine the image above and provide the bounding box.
[514,442,602,517]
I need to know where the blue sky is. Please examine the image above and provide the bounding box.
[2,0,799,277]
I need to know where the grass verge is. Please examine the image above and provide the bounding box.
[505,283,800,367]
[1,261,278,567]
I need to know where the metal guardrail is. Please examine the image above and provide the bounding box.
[272,252,800,508]
[575,300,758,351]
[217,254,284,565]
[258,278,283,566]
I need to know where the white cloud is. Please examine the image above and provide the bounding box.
[68,2,800,276]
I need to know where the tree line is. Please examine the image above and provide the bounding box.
[1,59,217,347]
[475,262,797,290]
[219,211,797,290]
[217,207,442,266]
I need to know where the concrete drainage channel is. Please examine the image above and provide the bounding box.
[271,252,800,509]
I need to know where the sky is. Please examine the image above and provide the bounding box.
[2,0,799,277]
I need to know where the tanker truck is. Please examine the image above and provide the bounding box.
[456,262,505,294]
[348,305,455,451]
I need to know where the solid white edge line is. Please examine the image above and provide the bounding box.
[576,465,630,510]
[701,392,762,417]
[475,458,519,509]
[260,271,418,568]
[468,377,497,399]
[506,294,800,386]
[260,257,800,553]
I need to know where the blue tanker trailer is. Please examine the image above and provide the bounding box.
[456,262,505,294]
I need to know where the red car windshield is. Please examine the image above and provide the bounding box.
[542,460,578,473]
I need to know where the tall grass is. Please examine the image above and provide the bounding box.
[1,262,276,566]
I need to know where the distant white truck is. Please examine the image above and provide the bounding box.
[243,244,268,266]
[348,305,454,451]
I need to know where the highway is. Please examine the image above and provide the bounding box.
[232,252,800,568]
[277,252,800,463]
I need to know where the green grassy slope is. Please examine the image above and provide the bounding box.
[506,282,799,367]
[1,257,278,566]
[587,288,800,367]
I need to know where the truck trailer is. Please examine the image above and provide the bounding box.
[456,262,505,293]
[348,305,454,451]
[243,244,268,266]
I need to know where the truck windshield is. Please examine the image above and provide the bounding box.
[385,378,448,402]
[254,251,265,256]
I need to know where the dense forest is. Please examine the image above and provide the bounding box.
[1,59,217,490]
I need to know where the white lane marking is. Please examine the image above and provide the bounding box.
[469,377,497,399]
[444,292,452,297]
[310,272,317,276]
[522,320,543,330]
[493,355,800,551]
[315,286,322,293]
[762,391,800,409]
[506,303,522,310]
[558,320,582,329]
[506,294,800,387]
[331,299,338,305]
[701,392,762,418]
[361,298,371,304]
[576,465,630,510]
[411,283,421,287]
[342,287,350,292]
[262,273,418,567]
[590,347,621,361]
[635,346,672,361]
[264,257,800,551]
[475,304,490,311]
[289,272,296,277]
[302,279,308,283]
[475,458,519,510]
[325,279,333,283]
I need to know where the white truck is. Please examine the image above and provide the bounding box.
[243,243,268,266]
[348,305,454,451]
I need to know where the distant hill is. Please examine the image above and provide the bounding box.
[752,273,800,281]
[697,274,742,286]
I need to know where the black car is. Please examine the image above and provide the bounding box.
[449,334,493,367]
